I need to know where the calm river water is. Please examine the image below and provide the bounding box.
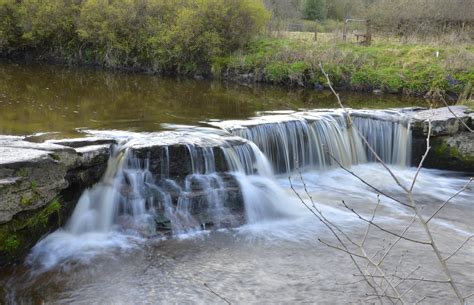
[0,61,426,137]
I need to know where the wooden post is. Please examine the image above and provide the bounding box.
[366,19,372,45]
[314,23,318,41]
[343,19,348,42]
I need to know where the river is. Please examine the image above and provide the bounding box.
[0,62,472,304]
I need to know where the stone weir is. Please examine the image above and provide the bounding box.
[212,106,473,173]
[0,131,263,265]
[0,106,472,266]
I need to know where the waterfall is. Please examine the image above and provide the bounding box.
[27,109,414,269]
[214,109,412,174]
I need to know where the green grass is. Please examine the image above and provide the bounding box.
[214,37,474,97]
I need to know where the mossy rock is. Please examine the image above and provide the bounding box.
[421,132,474,172]
[0,198,62,266]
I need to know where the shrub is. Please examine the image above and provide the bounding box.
[0,0,270,73]
[303,0,327,21]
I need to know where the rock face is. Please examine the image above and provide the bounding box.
[0,136,114,265]
[0,132,249,265]
[409,106,474,171]
[410,106,472,136]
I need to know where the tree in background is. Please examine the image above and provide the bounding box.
[264,0,302,19]
[303,0,327,21]
[326,0,367,20]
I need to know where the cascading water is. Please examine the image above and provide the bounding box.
[27,109,414,269]
[27,131,292,269]
[213,109,412,174]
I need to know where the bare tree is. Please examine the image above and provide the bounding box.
[289,63,473,304]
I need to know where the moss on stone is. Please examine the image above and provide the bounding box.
[50,153,61,161]
[0,197,62,260]
[430,137,474,171]
[16,168,28,177]
[20,194,32,206]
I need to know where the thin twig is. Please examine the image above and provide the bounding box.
[361,195,381,248]
[318,239,365,258]
[355,274,450,284]
[327,152,412,208]
[443,235,474,262]
[410,118,432,192]
[203,283,232,305]
[439,95,473,133]
[426,178,473,223]
[288,176,382,302]
[342,201,430,245]
[377,214,418,266]
[320,62,409,193]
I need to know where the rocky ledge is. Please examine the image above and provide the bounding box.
[409,106,474,172]
[0,136,115,264]
[0,133,248,265]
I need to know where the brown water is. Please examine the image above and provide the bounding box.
[0,61,426,137]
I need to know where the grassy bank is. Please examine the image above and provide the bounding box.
[213,37,474,99]
[1,1,472,99]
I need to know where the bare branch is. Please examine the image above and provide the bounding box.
[355,274,450,284]
[410,119,432,192]
[443,235,474,262]
[320,62,409,193]
[318,239,366,259]
[426,178,473,223]
[439,95,473,133]
[377,214,418,266]
[361,195,381,248]
[327,152,412,208]
[203,283,232,305]
[341,201,430,245]
[464,293,474,302]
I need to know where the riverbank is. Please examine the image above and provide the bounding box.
[4,38,473,102]
[213,38,474,100]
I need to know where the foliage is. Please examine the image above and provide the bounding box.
[0,0,20,51]
[302,0,326,21]
[0,197,61,256]
[216,38,474,97]
[0,0,270,74]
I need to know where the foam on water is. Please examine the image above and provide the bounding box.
[25,109,472,271]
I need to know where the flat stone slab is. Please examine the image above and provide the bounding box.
[0,146,68,224]
[47,137,117,148]
[0,137,114,224]
[409,106,471,136]
[0,146,52,168]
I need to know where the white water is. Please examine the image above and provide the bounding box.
[26,109,469,271]
[214,109,412,173]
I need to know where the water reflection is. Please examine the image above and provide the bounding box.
[0,61,427,137]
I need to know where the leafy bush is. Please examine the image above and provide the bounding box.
[303,0,327,21]
[0,0,270,74]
